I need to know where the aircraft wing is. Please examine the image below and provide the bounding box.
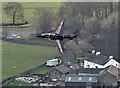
[55,40,64,54]
[55,20,65,35]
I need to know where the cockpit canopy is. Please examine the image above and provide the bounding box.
[41,33,55,36]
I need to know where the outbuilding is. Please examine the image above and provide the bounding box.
[98,65,120,87]
[65,74,98,87]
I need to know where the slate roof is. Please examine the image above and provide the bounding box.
[71,68,103,74]
[55,65,71,74]
[79,68,103,74]
[65,74,98,83]
[99,65,120,77]
[85,53,108,65]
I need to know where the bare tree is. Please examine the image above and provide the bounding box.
[64,40,93,59]
[4,2,24,24]
[32,9,53,33]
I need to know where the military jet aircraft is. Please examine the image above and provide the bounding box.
[36,20,79,54]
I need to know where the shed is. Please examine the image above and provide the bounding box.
[46,65,71,80]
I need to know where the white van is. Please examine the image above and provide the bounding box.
[46,59,62,66]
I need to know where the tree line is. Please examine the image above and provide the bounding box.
[59,2,118,60]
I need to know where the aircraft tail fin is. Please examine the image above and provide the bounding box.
[73,29,80,45]
[74,29,79,37]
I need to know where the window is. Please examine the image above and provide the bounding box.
[79,77,82,81]
[89,77,92,81]
[68,77,71,81]
[87,65,90,68]
[95,66,98,68]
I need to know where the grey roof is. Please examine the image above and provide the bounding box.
[65,74,98,83]
[99,65,120,77]
[71,68,103,74]
[85,53,108,65]
[56,65,71,74]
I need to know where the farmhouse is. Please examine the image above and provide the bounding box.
[77,52,120,69]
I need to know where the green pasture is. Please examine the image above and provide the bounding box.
[2,41,57,80]
[31,65,54,74]
[2,2,62,24]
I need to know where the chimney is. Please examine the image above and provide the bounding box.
[109,55,113,59]
[96,52,100,55]
[92,50,95,54]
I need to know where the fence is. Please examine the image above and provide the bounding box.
[1,22,29,28]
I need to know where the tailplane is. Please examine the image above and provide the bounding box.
[74,29,79,37]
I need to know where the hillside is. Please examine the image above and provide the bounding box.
[2,41,57,80]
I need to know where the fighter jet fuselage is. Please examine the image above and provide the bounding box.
[36,33,77,40]
[36,20,79,54]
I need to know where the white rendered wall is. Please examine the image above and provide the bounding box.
[103,59,120,69]
[84,60,104,68]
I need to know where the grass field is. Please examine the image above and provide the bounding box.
[2,2,62,23]
[31,65,54,74]
[2,41,57,80]
[1,2,62,81]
